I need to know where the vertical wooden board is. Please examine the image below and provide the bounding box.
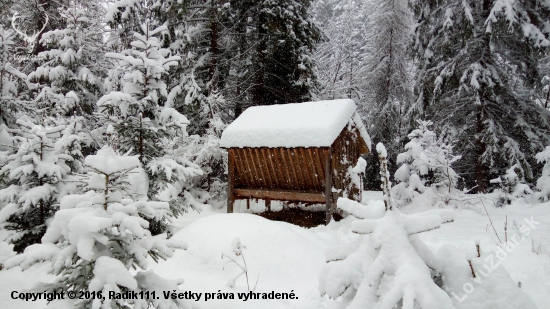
[249,148,267,188]
[306,148,322,190]
[227,149,235,213]
[268,148,284,189]
[261,148,278,189]
[234,149,249,188]
[299,148,316,190]
[236,149,251,188]
[313,148,326,188]
[279,148,296,190]
[269,149,283,188]
[332,135,341,190]
[254,148,268,188]
[274,148,292,190]
[325,147,333,225]
[229,150,241,188]
[242,148,259,188]
[291,148,307,189]
[286,148,303,190]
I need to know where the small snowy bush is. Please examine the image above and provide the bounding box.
[392,120,461,206]
[490,164,533,207]
[4,146,188,309]
[535,146,550,202]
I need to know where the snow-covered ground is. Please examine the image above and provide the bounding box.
[1,192,549,309]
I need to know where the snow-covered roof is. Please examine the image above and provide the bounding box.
[220,99,371,149]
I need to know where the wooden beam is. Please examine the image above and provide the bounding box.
[325,147,333,225]
[227,150,235,213]
[234,189,326,203]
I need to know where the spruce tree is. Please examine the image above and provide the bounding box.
[411,0,550,192]
[392,120,461,206]
[27,0,106,117]
[98,23,202,225]
[253,0,320,105]
[4,146,188,309]
[0,118,80,252]
[364,0,413,178]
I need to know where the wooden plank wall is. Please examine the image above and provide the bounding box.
[229,147,329,192]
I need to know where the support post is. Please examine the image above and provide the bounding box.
[325,147,333,225]
[265,199,271,212]
[227,150,235,213]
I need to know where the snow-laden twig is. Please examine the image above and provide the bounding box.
[222,237,258,291]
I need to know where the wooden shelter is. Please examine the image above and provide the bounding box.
[220,99,371,224]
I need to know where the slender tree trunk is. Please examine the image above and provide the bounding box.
[40,139,44,224]
[209,0,219,90]
[139,113,143,164]
[475,103,487,193]
[253,9,266,106]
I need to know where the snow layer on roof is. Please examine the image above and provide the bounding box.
[220,99,370,148]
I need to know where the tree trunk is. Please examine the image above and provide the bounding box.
[253,9,266,106]
[475,103,487,193]
[209,0,219,90]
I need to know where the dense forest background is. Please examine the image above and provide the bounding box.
[1,0,550,248]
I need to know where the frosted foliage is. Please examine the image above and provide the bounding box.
[4,146,188,309]
[96,22,203,206]
[85,146,140,175]
[0,241,16,265]
[490,164,533,206]
[232,237,243,256]
[392,120,460,206]
[27,0,105,116]
[0,26,29,127]
[411,0,550,191]
[320,198,455,309]
[535,146,550,201]
[99,24,180,114]
[0,26,26,99]
[0,118,82,252]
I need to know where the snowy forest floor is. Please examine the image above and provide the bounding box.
[1,192,549,309]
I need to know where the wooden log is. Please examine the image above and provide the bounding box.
[227,150,235,213]
[325,147,333,225]
[266,199,271,212]
[234,189,326,203]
